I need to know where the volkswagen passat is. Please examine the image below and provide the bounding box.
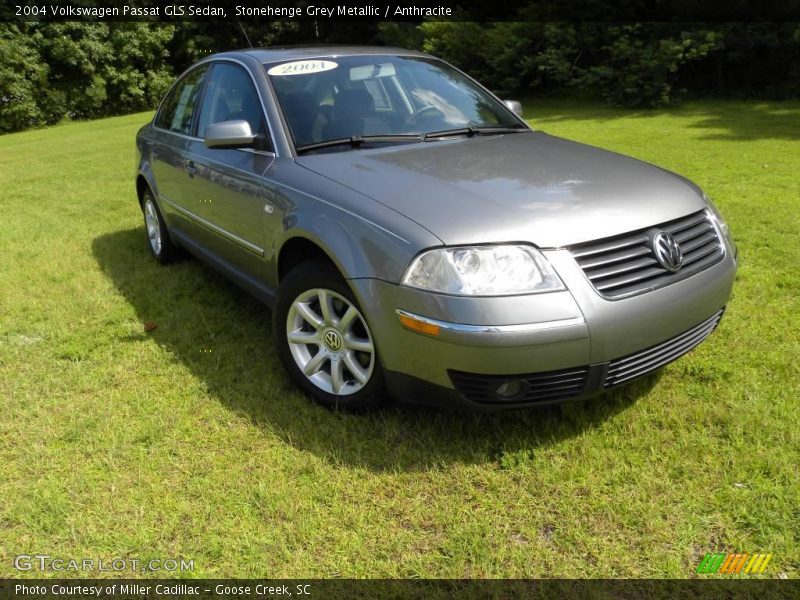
[135,47,737,410]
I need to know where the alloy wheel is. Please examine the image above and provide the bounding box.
[286,288,375,395]
[144,198,162,256]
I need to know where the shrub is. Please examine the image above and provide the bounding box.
[0,22,175,132]
[580,25,723,107]
[0,27,53,132]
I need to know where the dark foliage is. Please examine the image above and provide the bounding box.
[1,19,798,133]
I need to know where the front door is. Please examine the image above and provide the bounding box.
[187,61,277,277]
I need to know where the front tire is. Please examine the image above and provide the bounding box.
[142,189,179,264]
[275,260,386,410]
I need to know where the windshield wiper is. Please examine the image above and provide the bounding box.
[296,134,423,154]
[295,126,527,153]
[423,125,528,141]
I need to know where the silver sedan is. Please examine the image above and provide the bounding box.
[135,46,737,410]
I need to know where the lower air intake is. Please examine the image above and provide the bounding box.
[449,366,590,404]
[604,309,724,388]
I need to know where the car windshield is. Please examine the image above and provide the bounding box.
[265,55,524,150]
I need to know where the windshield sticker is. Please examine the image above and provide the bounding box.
[268,60,338,76]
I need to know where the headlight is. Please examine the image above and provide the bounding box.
[704,194,736,256]
[401,245,564,296]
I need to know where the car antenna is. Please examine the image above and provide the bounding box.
[237,20,253,48]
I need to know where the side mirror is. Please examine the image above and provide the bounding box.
[503,100,523,117]
[204,120,256,149]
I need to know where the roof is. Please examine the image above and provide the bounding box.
[228,46,429,64]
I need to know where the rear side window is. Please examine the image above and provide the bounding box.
[196,62,268,142]
[155,66,209,136]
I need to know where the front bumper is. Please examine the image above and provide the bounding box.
[349,249,736,410]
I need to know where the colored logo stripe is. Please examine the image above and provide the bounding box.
[745,553,772,573]
[696,553,726,574]
[720,553,747,573]
[697,553,772,574]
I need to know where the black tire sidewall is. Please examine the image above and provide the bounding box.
[275,260,386,410]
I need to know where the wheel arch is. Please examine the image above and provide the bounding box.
[277,235,340,282]
[275,201,423,284]
[135,160,160,210]
[135,174,150,209]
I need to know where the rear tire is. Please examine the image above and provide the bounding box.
[142,189,179,264]
[275,260,386,410]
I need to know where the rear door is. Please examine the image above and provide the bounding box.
[149,65,210,234]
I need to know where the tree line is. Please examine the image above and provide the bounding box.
[1,20,798,133]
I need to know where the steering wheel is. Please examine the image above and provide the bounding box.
[405,105,444,126]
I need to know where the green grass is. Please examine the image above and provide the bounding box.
[0,101,798,579]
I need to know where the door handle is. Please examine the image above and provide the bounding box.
[186,160,197,177]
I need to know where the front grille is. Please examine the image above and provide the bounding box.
[604,309,724,388]
[449,366,590,404]
[570,210,724,298]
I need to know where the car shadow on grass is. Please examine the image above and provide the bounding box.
[93,228,660,472]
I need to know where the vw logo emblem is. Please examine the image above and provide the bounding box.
[323,330,342,352]
[652,231,683,272]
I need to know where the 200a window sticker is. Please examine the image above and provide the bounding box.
[267,61,339,76]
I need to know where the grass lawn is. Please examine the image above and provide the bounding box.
[0,100,798,579]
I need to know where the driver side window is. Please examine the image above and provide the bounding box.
[196,62,271,151]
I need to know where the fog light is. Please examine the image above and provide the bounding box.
[496,380,526,399]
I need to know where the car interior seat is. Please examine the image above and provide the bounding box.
[282,91,319,146]
[322,89,380,139]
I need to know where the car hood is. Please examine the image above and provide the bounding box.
[295,131,706,247]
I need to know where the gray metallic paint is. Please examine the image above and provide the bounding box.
[135,47,737,407]
[204,119,258,149]
[296,131,708,248]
